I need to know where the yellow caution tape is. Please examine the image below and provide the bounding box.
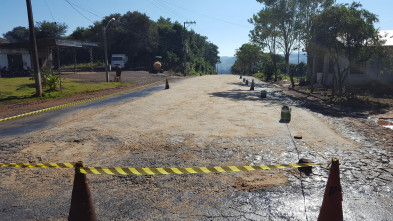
[78,162,330,175]
[1,162,331,175]
[0,82,160,123]
[0,163,76,168]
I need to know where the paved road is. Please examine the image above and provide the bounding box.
[0,75,391,220]
[0,85,164,138]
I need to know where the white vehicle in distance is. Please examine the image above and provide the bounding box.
[110,54,128,69]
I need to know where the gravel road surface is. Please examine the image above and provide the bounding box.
[0,74,391,220]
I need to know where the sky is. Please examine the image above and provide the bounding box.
[0,0,392,57]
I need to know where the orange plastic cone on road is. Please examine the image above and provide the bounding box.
[68,162,97,221]
[318,158,343,221]
[165,79,170,89]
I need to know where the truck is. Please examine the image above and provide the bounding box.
[111,54,128,69]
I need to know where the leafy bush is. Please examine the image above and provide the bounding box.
[253,73,266,79]
[41,69,59,91]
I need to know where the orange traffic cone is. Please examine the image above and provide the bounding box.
[318,158,343,221]
[165,79,170,89]
[68,162,97,221]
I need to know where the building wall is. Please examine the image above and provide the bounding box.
[345,59,393,87]
[318,50,393,89]
[0,48,31,69]
[0,52,7,69]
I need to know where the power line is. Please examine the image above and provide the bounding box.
[146,0,187,22]
[161,0,253,29]
[125,27,183,51]
[63,0,94,24]
[44,0,56,23]
[152,0,188,21]
[67,0,104,19]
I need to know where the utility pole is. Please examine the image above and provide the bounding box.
[26,0,42,96]
[183,21,196,76]
[103,27,109,82]
[103,18,115,82]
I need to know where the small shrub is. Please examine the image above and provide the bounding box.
[253,73,266,79]
[41,69,59,91]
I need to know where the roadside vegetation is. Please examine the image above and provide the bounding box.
[61,62,105,70]
[0,76,128,103]
[234,0,393,107]
[3,14,219,75]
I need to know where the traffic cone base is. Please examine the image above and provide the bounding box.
[69,162,97,221]
[318,158,343,221]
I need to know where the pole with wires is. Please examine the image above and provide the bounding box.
[103,18,115,82]
[26,0,42,96]
[183,21,196,76]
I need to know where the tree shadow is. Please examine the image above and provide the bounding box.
[227,82,252,87]
[282,91,391,118]
[211,81,391,119]
[209,89,262,102]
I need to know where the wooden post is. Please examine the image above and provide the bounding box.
[26,0,42,96]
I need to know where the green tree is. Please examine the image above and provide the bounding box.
[36,21,67,39]
[311,2,383,96]
[3,26,29,42]
[66,11,218,73]
[249,8,280,81]
[156,18,183,71]
[3,21,67,43]
[250,0,298,87]
[233,43,263,75]
[186,30,220,75]
[296,0,334,90]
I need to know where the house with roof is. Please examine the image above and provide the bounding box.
[0,38,99,77]
[312,30,393,92]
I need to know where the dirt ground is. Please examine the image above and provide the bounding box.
[0,73,392,220]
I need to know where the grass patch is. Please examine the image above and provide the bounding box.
[0,77,129,103]
[253,73,266,79]
[61,62,104,69]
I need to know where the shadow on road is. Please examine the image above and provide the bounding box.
[282,91,391,119]
[209,89,262,102]
[209,81,391,120]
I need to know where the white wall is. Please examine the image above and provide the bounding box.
[0,48,31,69]
[0,49,8,69]
[321,52,393,88]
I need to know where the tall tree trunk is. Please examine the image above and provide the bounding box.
[307,50,314,92]
[332,72,337,97]
[285,53,295,88]
[273,57,278,82]
[273,38,278,82]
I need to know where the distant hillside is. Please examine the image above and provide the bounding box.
[289,53,307,64]
[218,56,236,74]
[218,53,307,74]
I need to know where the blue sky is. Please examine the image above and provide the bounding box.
[0,0,391,56]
